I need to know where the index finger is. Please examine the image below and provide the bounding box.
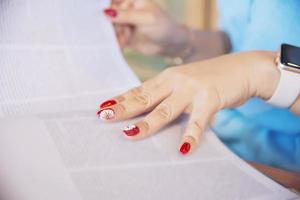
[97,74,172,121]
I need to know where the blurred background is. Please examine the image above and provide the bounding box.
[124,0,218,81]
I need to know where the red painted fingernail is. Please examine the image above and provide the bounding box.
[180,142,191,155]
[100,99,117,108]
[103,8,118,17]
[97,108,115,120]
[123,125,140,136]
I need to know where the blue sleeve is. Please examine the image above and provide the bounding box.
[241,0,300,51]
[211,109,300,173]
[214,0,300,173]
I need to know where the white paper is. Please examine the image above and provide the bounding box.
[0,117,82,200]
[0,0,139,117]
[0,0,298,200]
[0,112,298,200]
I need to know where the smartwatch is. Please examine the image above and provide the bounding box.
[267,43,300,108]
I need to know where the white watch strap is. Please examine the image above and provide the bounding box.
[267,64,300,108]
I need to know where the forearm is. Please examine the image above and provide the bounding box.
[160,24,231,63]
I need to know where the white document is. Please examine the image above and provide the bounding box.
[0,0,139,117]
[0,112,298,200]
[0,0,298,200]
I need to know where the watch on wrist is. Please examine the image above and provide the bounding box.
[267,43,300,108]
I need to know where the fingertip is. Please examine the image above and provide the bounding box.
[96,106,121,122]
[178,136,197,155]
[123,124,140,136]
[97,108,116,121]
[103,8,118,18]
[122,121,150,140]
[179,142,191,155]
[99,99,117,109]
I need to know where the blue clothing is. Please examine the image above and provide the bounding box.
[214,0,300,173]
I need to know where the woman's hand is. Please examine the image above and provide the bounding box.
[97,51,280,154]
[103,0,189,56]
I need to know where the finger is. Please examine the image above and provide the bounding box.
[97,73,172,121]
[119,0,135,9]
[104,8,155,25]
[98,71,165,108]
[106,71,165,105]
[112,0,125,6]
[112,0,134,8]
[115,25,134,48]
[131,39,163,56]
[122,90,190,140]
[179,90,220,155]
[98,83,171,121]
[112,0,122,5]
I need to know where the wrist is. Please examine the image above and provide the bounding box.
[250,51,280,100]
[251,50,300,114]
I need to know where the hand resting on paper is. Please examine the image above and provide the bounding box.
[97,51,300,154]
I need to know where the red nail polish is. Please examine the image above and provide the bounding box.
[100,99,117,108]
[123,125,140,136]
[180,142,191,155]
[103,8,118,17]
[97,108,115,120]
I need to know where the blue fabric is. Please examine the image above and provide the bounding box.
[214,0,300,173]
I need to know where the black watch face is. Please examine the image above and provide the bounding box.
[280,43,300,70]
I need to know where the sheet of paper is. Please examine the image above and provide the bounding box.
[0,0,298,200]
[0,111,298,200]
[0,0,139,117]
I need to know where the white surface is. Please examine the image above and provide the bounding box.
[0,118,82,200]
[0,0,298,200]
[0,112,297,200]
[0,0,139,117]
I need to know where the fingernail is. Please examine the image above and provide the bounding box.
[123,125,140,136]
[103,8,118,17]
[100,99,117,108]
[97,108,115,120]
[180,142,191,155]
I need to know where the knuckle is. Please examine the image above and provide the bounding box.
[127,12,134,21]
[207,88,223,109]
[196,85,215,100]
[134,92,152,106]
[150,79,161,89]
[162,67,190,84]
[192,120,204,132]
[155,104,172,121]
[194,86,222,110]
[116,103,126,113]
[115,95,125,102]
[128,86,143,96]
[137,121,150,134]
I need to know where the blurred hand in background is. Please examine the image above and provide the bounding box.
[104,0,186,56]
[104,0,229,62]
